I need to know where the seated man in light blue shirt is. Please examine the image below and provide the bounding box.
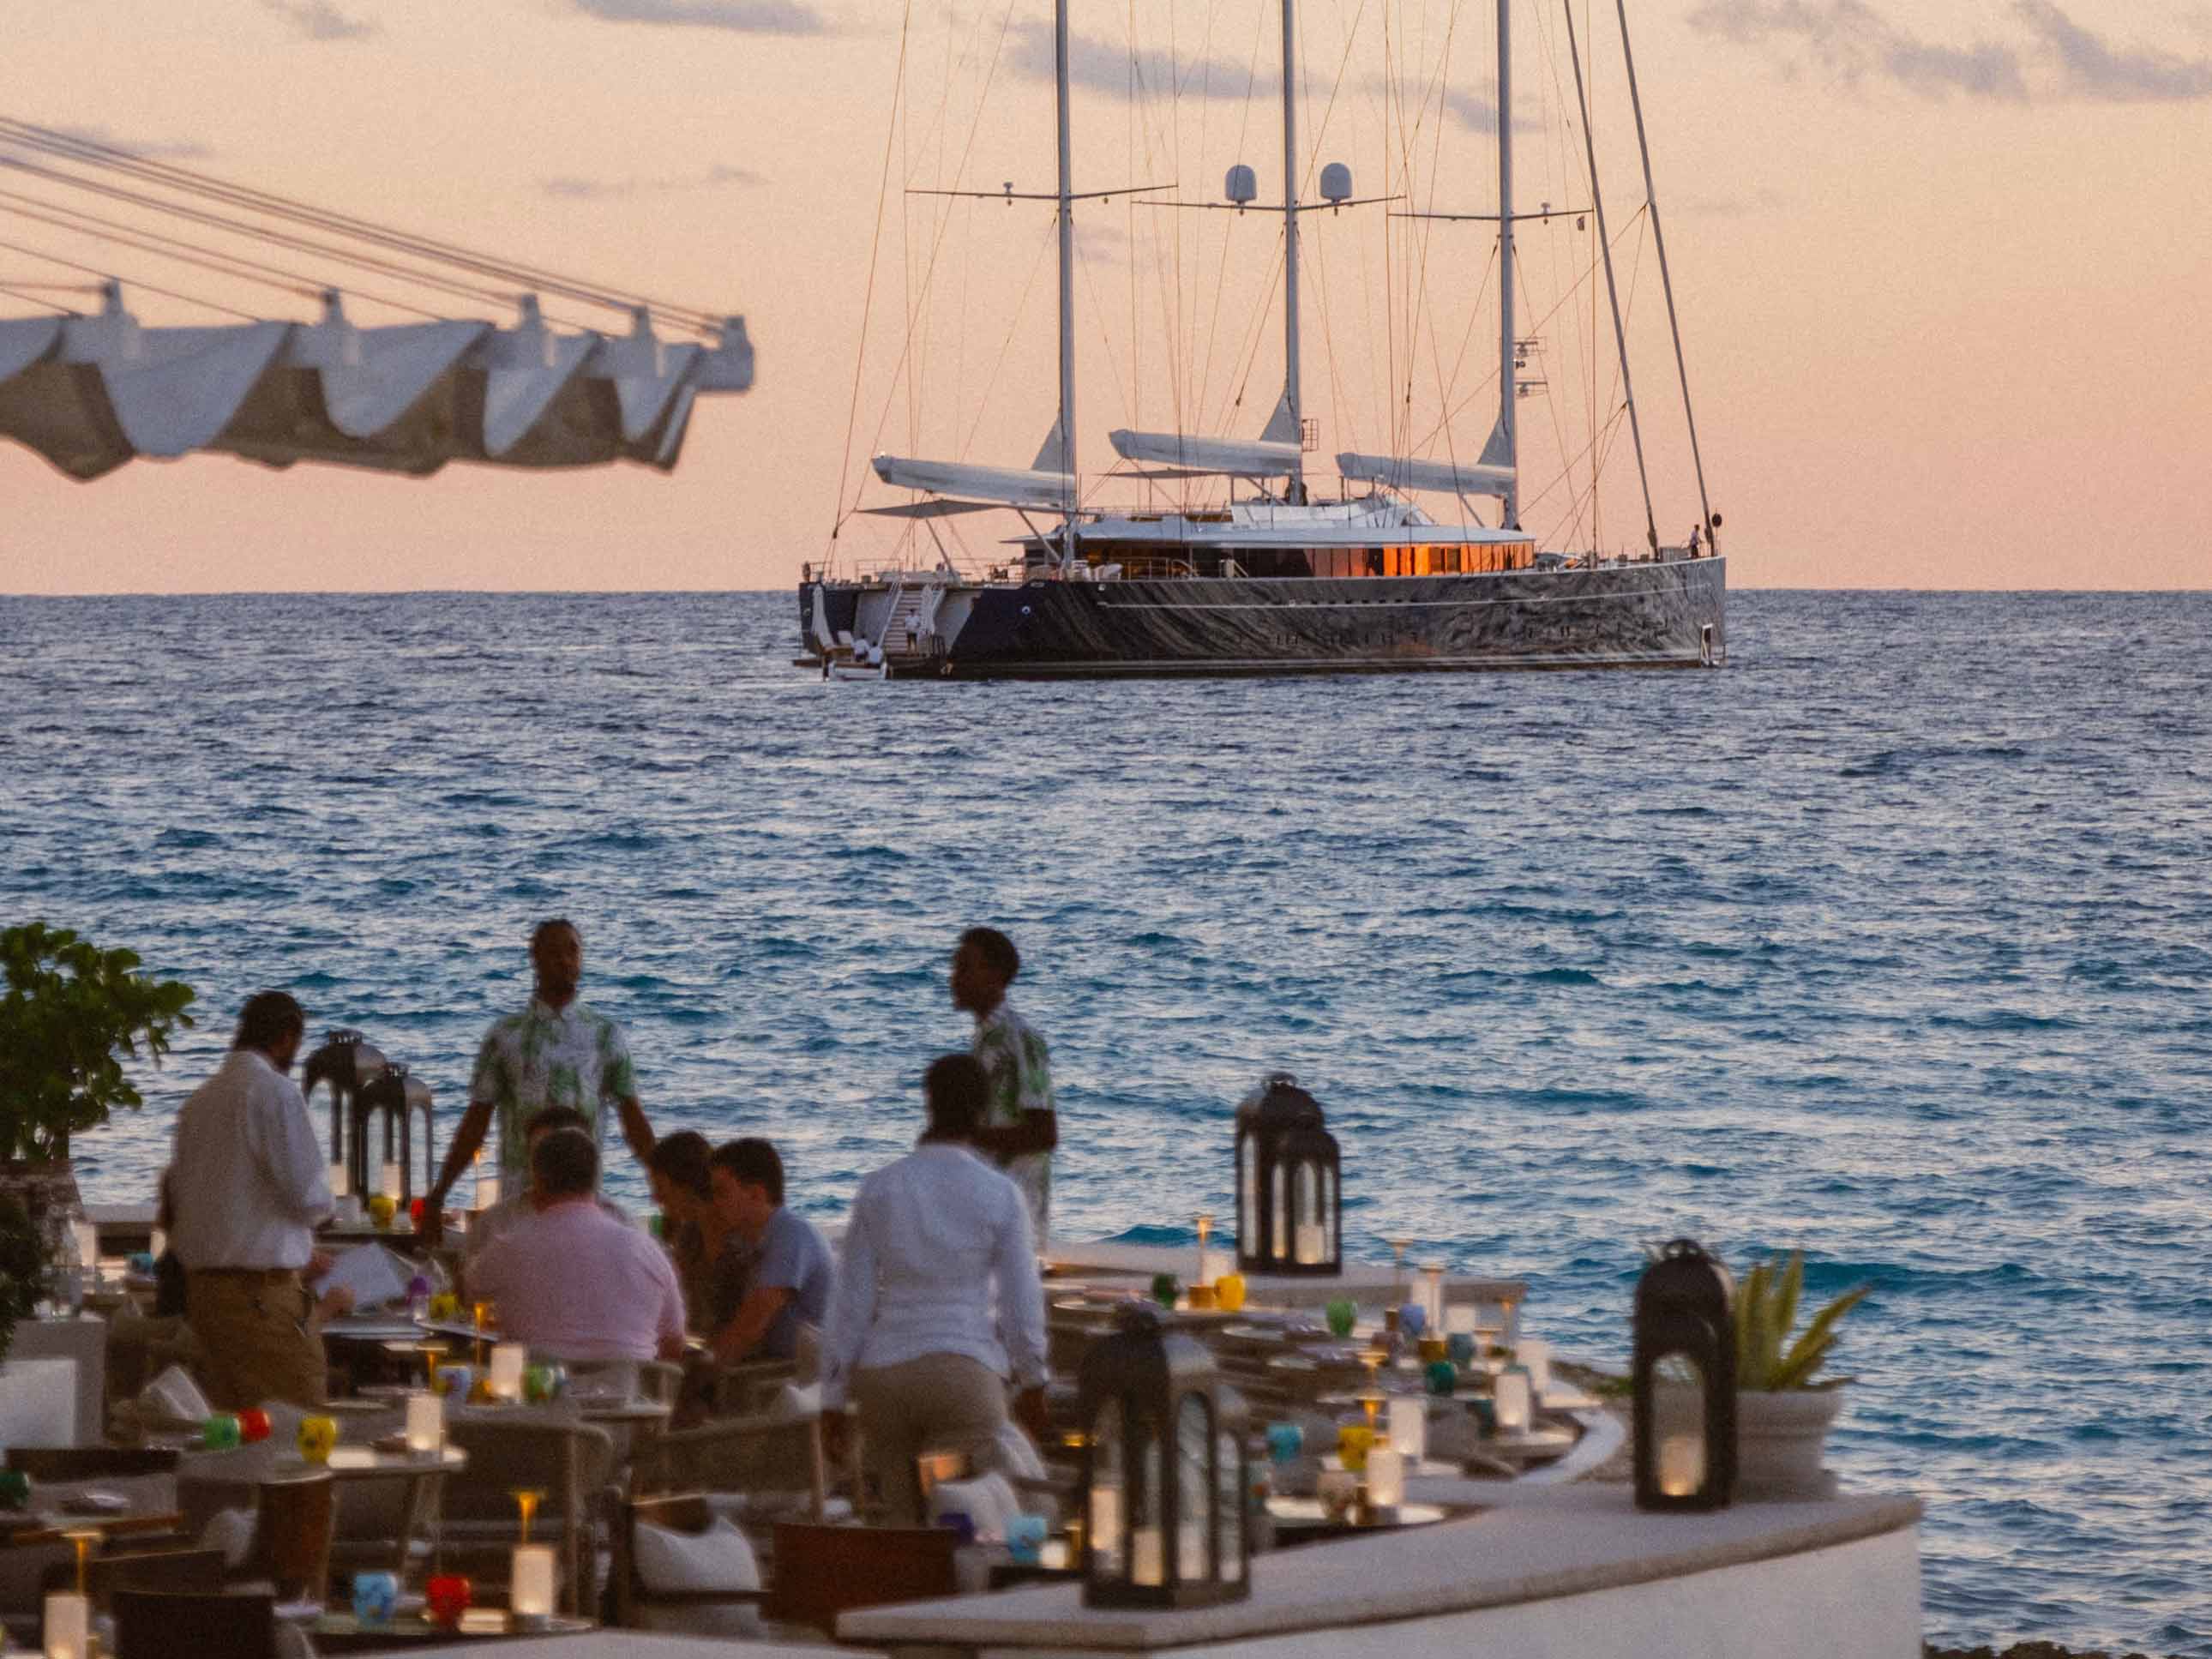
[819,1055,1049,1524]
[707,1138,833,1366]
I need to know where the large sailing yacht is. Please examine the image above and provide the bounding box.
[800,0,1725,679]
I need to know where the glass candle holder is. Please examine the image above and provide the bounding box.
[509,1543,556,1621]
[328,1163,350,1199]
[43,1589,89,1659]
[1357,1391,1383,1430]
[1335,1423,1374,1472]
[1444,1303,1478,1337]
[489,1343,526,1403]
[1421,1262,1446,1331]
[376,1161,400,1200]
[474,1167,501,1211]
[1494,1368,1532,1434]
[1366,1446,1406,1509]
[70,1221,99,1288]
[406,1391,444,1454]
[1387,1395,1428,1460]
[1193,1213,1213,1288]
[1215,1273,1247,1313]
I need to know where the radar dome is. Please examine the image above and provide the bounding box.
[1223,164,1258,205]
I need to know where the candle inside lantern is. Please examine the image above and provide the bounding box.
[1421,1262,1446,1331]
[379,1161,403,1201]
[329,1162,350,1199]
[43,1590,89,1659]
[509,1543,556,1619]
[1387,1395,1428,1460]
[1494,1369,1532,1434]
[406,1391,444,1454]
[475,1168,500,1211]
[489,1343,526,1402]
[1176,1520,1206,1580]
[1293,1222,1324,1265]
[1444,1303,1478,1337]
[1515,1337,1552,1398]
[1656,1432,1705,1498]
[1128,1526,1163,1587]
[70,1221,99,1286]
[1366,1446,1406,1509]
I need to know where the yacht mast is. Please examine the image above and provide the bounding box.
[1279,0,1306,503]
[1495,0,1518,529]
[1054,0,1077,517]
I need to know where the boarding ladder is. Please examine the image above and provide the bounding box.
[878,578,945,659]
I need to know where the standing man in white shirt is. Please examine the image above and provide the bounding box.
[820,1054,1049,1525]
[951,927,1058,1246]
[169,991,338,1409]
[423,918,656,1242]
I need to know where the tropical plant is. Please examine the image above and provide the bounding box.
[1735,1251,1872,1392]
[0,1198,44,1364]
[0,923,196,1163]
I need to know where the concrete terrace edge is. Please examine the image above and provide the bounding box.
[837,1489,1925,1651]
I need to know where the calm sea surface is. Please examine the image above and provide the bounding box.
[1,589,2206,1653]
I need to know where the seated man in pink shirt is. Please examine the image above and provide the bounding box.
[468,1127,686,1365]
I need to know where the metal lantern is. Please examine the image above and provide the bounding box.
[353,1063,436,1205]
[1079,1305,1251,1609]
[302,1030,388,1168]
[1632,1238,1737,1512]
[1234,1073,1341,1277]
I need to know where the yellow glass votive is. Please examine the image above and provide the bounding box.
[1188,1283,1218,1310]
[1336,1423,1374,1472]
[1215,1274,1247,1313]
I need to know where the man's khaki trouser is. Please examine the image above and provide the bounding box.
[851,1353,1008,1527]
[184,1268,328,1410]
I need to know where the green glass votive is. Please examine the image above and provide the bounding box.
[1423,1359,1458,1397]
[1325,1298,1358,1338]
[1151,1272,1181,1308]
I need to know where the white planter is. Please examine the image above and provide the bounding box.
[1737,1386,1844,1500]
[0,1356,79,1447]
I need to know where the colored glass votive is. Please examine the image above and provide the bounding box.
[1423,1359,1458,1398]
[1265,1422,1303,1464]
[201,1414,242,1450]
[1325,1298,1358,1338]
[352,1571,400,1626]
[1151,1273,1181,1309]
[237,1408,273,1444]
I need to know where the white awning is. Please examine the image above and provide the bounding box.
[1336,450,1515,500]
[1109,429,1301,478]
[870,454,1075,508]
[0,286,753,482]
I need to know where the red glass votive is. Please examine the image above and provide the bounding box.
[425,1573,472,1626]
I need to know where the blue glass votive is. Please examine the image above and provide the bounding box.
[1470,1397,1498,1435]
[1265,1422,1304,1464]
[1398,1301,1427,1339]
[1423,1359,1458,1398]
[1007,1513,1048,1566]
[1447,1332,1476,1367]
[352,1571,400,1626]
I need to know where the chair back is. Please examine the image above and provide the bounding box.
[443,1416,616,1615]
[765,1520,959,1634]
[45,1547,229,1611]
[610,1491,766,1633]
[253,1467,337,1603]
[5,1446,180,1481]
[111,1588,278,1659]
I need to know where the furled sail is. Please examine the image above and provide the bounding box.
[1108,429,1301,477]
[871,454,1076,508]
[0,286,754,483]
[1336,450,1516,500]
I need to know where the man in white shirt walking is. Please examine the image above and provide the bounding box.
[820,1054,1049,1524]
[169,991,337,1409]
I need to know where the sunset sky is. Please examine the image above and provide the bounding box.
[4,0,2209,594]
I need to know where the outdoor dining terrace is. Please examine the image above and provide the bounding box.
[0,1192,1926,1659]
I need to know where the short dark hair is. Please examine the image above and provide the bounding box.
[232,991,305,1054]
[532,917,581,951]
[709,1138,784,1207]
[959,927,1020,984]
[532,1127,598,1199]
[924,1054,989,1139]
[523,1105,591,1142]
[648,1131,713,1202]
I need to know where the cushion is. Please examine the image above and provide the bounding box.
[198,1505,257,1569]
[989,1422,1048,1482]
[768,1383,820,1422]
[632,1515,760,1594]
[927,1472,1019,1542]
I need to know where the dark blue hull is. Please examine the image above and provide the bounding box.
[800,557,1724,678]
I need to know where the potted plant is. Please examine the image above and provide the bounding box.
[0,1198,45,1362]
[0,923,195,1266]
[1733,1251,1872,1499]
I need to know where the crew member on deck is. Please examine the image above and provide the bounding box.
[168,991,340,1410]
[423,917,656,1243]
[951,927,1058,1245]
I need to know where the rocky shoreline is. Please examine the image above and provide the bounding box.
[1926,1644,2184,1659]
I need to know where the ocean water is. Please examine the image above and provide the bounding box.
[2,588,2206,1653]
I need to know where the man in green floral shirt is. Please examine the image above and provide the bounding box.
[950,927,1057,1244]
[423,919,657,1242]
